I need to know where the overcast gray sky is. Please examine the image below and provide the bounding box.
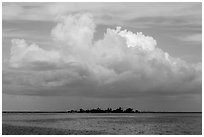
[2,2,202,111]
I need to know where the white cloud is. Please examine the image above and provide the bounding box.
[51,13,95,46]
[9,39,61,68]
[178,34,202,43]
[4,13,201,97]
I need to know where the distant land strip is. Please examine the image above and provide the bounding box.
[2,111,202,114]
[2,107,202,113]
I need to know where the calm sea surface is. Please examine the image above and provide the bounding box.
[2,113,202,135]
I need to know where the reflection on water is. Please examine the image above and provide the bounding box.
[2,113,202,135]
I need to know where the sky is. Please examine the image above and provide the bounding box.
[2,2,202,112]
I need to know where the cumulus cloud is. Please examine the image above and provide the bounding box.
[51,13,95,46]
[4,13,201,97]
[9,39,61,69]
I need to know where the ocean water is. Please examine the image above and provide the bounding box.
[2,113,202,135]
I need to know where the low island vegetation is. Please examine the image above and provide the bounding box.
[67,107,140,113]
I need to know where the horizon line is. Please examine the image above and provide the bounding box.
[2,111,202,113]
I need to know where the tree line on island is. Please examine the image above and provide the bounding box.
[67,107,140,113]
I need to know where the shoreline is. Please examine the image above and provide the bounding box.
[2,111,202,113]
